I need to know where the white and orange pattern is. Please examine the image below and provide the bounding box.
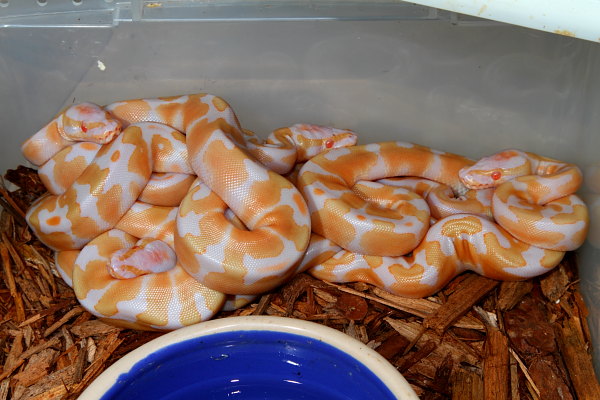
[21,93,589,330]
[297,143,588,298]
[22,94,357,330]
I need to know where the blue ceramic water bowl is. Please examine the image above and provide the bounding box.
[79,316,418,399]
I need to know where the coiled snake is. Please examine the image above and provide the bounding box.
[22,95,588,328]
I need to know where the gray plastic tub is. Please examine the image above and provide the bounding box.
[2,0,600,373]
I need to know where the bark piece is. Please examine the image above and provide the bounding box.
[376,333,410,359]
[43,307,85,337]
[0,336,61,381]
[555,316,600,400]
[12,349,58,387]
[497,281,534,311]
[0,180,26,221]
[504,295,556,359]
[373,287,485,330]
[451,368,483,400]
[336,293,368,321]
[1,243,25,323]
[16,365,78,400]
[483,328,509,400]
[251,293,273,315]
[528,356,573,400]
[0,379,9,400]
[3,166,46,200]
[509,348,541,398]
[69,320,122,338]
[69,332,123,395]
[385,318,480,366]
[423,274,499,334]
[540,264,570,303]
[281,273,329,314]
[396,340,438,373]
[18,300,76,328]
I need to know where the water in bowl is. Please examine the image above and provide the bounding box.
[102,330,398,400]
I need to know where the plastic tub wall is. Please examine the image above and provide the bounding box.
[1,19,599,370]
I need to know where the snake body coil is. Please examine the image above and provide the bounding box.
[22,94,589,329]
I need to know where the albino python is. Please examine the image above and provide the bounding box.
[22,95,357,329]
[104,94,357,295]
[297,142,589,297]
[21,94,589,328]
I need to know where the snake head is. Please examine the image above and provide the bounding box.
[290,123,358,161]
[60,102,122,144]
[459,149,532,189]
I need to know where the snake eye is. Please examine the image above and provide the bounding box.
[491,170,502,181]
[325,139,334,149]
[80,122,88,133]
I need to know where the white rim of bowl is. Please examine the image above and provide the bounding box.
[79,316,419,400]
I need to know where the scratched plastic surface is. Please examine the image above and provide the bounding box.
[100,330,397,400]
